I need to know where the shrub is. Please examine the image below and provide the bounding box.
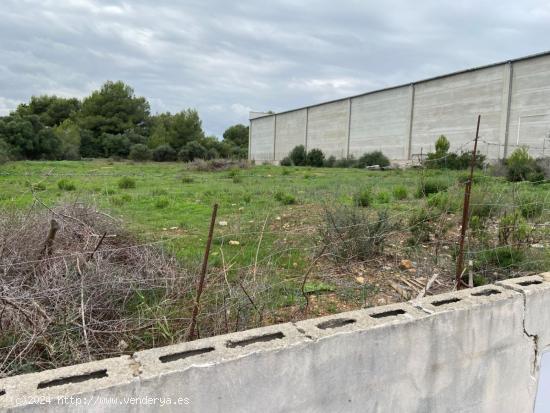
[232,175,242,184]
[178,141,207,162]
[306,148,325,167]
[29,182,46,191]
[392,185,408,200]
[128,144,152,162]
[185,158,250,172]
[0,140,11,165]
[408,208,434,243]
[376,191,390,204]
[416,178,448,197]
[118,177,136,189]
[518,193,544,219]
[353,188,372,207]
[274,191,296,205]
[498,212,529,246]
[155,197,170,209]
[356,151,390,168]
[181,176,194,183]
[57,179,76,191]
[280,156,293,166]
[289,145,307,166]
[476,246,525,270]
[324,155,336,167]
[152,144,177,162]
[506,147,541,182]
[281,168,291,176]
[435,135,450,153]
[320,207,393,262]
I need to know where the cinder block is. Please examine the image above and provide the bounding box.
[0,356,137,411]
[498,274,550,348]
[135,322,308,380]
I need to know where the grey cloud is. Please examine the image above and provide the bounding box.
[0,0,549,134]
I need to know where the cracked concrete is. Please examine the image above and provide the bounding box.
[1,275,550,412]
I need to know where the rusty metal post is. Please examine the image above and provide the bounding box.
[455,115,481,289]
[186,203,218,341]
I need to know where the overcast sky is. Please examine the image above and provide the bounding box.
[1,0,549,136]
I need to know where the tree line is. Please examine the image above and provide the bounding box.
[0,81,249,163]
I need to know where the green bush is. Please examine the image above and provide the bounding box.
[289,145,307,166]
[29,182,46,191]
[178,141,207,162]
[425,135,485,170]
[57,179,76,191]
[476,246,525,269]
[306,148,325,167]
[155,197,170,209]
[320,207,393,262]
[152,144,177,162]
[275,191,296,205]
[181,176,194,183]
[427,192,457,213]
[324,155,336,167]
[0,140,12,165]
[281,168,291,176]
[506,147,542,182]
[280,156,293,166]
[356,151,390,168]
[353,188,372,207]
[408,208,434,243]
[416,178,448,198]
[118,177,136,189]
[518,193,544,219]
[392,185,408,200]
[129,144,152,162]
[376,191,390,204]
[498,212,529,246]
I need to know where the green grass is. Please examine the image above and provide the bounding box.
[1,159,548,298]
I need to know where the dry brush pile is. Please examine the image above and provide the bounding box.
[0,203,195,378]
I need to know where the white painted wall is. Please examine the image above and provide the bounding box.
[274,109,307,161]
[249,53,550,162]
[349,86,411,160]
[306,100,349,159]
[411,65,506,159]
[508,55,550,157]
[250,115,275,161]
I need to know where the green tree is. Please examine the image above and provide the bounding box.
[435,135,450,154]
[16,95,80,127]
[223,124,249,148]
[54,119,81,160]
[169,109,205,151]
[0,114,60,159]
[78,81,150,141]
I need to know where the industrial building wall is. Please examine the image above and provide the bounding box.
[250,115,275,161]
[508,55,550,157]
[306,100,350,158]
[349,86,412,160]
[410,65,507,159]
[249,53,550,162]
[274,109,307,160]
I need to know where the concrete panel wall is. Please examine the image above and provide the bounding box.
[274,109,307,161]
[250,115,275,161]
[349,86,411,160]
[411,65,507,159]
[250,53,550,162]
[508,55,550,157]
[306,99,349,158]
[2,275,550,412]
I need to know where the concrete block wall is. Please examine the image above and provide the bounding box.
[250,52,550,162]
[348,86,411,160]
[2,274,550,412]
